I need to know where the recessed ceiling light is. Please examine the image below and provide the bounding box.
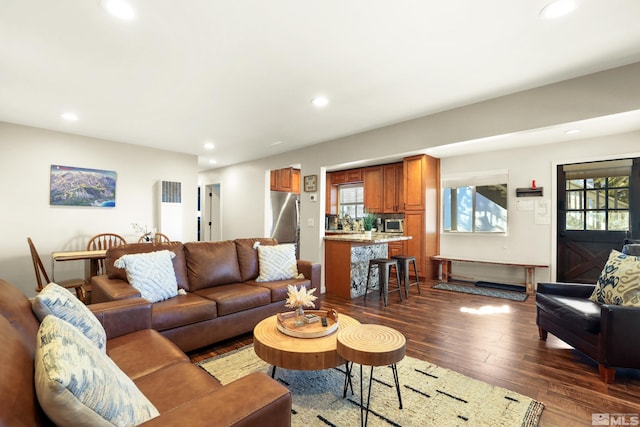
[101,0,135,20]
[208,159,217,164]
[204,142,215,150]
[311,96,329,108]
[61,112,78,121]
[271,141,283,146]
[565,129,581,135]
[539,0,578,19]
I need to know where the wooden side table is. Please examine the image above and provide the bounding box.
[337,324,406,427]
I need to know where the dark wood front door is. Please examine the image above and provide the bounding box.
[556,158,640,283]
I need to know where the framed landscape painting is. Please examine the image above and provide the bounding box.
[50,165,117,207]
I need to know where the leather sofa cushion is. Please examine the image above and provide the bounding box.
[107,242,190,291]
[245,278,311,303]
[235,238,277,282]
[134,362,222,413]
[194,284,271,316]
[152,293,217,332]
[536,293,601,334]
[184,241,242,291]
[107,329,189,381]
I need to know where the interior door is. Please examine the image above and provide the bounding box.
[556,158,639,283]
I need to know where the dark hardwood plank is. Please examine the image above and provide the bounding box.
[189,280,640,426]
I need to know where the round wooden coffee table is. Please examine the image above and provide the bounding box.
[253,312,361,376]
[337,324,406,426]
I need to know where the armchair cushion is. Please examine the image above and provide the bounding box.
[536,293,601,333]
[589,249,640,307]
[35,316,159,427]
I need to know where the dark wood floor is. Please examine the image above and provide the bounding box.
[189,281,640,426]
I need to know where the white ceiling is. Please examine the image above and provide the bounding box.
[1,0,640,170]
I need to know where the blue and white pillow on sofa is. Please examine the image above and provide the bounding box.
[35,315,159,427]
[114,250,178,303]
[32,282,107,352]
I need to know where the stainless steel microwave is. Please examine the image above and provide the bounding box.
[384,219,404,233]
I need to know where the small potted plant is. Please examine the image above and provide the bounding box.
[362,213,376,236]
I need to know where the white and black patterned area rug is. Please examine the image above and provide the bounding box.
[433,283,528,302]
[197,345,543,427]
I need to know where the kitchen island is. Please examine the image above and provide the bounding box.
[324,233,411,299]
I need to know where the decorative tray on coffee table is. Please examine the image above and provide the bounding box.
[276,309,339,338]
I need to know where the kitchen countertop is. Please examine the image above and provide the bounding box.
[323,232,411,243]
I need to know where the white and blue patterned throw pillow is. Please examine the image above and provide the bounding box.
[114,250,178,303]
[35,315,159,427]
[32,282,107,352]
[256,243,301,282]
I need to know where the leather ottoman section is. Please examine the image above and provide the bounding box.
[235,238,277,281]
[152,293,217,332]
[536,293,601,333]
[134,362,222,413]
[195,283,271,316]
[107,329,189,380]
[184,241,243,291]
[246,278,311,303]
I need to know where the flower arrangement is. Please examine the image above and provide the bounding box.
[132,223,156,242]
[285,284,317,308]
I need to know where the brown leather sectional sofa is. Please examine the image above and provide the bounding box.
[0,278,291,426]
[91,238,321,352]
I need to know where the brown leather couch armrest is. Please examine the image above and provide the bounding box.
[139,372,291,427]
[91,274,141,303]
[90,298,152,339]
[297,260,321,309]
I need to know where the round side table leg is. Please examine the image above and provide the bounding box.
[343,362,354,397]
[270,365,277,378]
[361,365,375,427]
[391,363,403,409]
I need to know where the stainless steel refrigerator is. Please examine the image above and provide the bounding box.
[269,191,300,258]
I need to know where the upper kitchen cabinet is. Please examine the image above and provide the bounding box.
[403,155,424,210]
[326,172,338,215]
[383,163,403,213]
[363,166,383,213]
[331,168,362,185]
[270,167,301,194]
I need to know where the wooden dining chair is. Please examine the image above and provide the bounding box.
[87,233,127,275]
[27,237,85,301]
[138,232,171,243]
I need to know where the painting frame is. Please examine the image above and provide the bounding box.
[50,165,117,207]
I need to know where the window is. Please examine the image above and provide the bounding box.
[339,184,364,219]
[442,171,508,233]
[564,160,631,231]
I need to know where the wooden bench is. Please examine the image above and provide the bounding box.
[431,256,548,295]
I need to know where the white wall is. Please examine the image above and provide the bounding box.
[0,122,198,297]
[198,63,640,291]
[439,131,640,285]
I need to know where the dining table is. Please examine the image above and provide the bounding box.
[51,249,107,282]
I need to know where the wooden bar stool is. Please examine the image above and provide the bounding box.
[364,258,402,306]
[391,255,421,299]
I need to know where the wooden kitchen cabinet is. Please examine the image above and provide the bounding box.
[363,166,383,213]
[402,154,440,280]
[270,167,300,194]
[326,172,338,214]
[383,163,403,213]
[388,241,404,258]
[330,168,363,185]
[291,169,300,194]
